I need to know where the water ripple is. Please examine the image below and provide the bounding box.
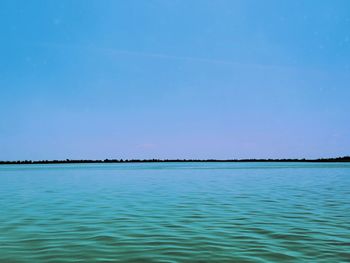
[0,163,350,262]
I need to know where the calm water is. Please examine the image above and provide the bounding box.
[0,163,349,262]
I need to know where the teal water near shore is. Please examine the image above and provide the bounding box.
[0,162,349,262]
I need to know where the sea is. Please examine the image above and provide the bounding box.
[0,162,349,262]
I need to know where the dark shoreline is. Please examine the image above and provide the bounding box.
[1,156,349,165]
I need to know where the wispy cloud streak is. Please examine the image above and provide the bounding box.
[35,42,292,71]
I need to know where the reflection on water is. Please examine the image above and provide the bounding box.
[0,163,349,262]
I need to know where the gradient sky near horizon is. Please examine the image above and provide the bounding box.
[1,0,349,160]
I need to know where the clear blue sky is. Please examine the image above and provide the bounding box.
[1,0,349,160]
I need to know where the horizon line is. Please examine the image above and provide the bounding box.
[1,156,350,165]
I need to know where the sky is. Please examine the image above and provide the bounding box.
[0,0,349,160]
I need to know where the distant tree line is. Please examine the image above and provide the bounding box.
[0,156,349,165]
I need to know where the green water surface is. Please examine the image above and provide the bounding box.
[0,163,349,262]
